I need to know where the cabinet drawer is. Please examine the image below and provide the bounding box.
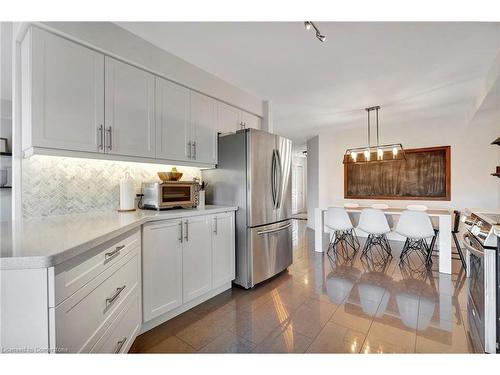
[54,230,140,306]
[55,247,140,353]
[90,290,141,353]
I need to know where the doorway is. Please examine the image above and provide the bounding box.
[292,156,306,215]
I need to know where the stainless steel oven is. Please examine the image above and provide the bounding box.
[463,211,499,353]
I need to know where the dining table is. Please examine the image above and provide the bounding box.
[314,205,453,274]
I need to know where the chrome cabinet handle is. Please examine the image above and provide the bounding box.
[257,223,291,236]
[98,125,104,150]
[192,141,196,160]
[187,141,192,159]
[106,126,112,151]
[213,217,218,235]
[179,221,183,243]
[114,337,127,354]
[105,285,126,307]
[184,220,189,242]
[104,245,125,261]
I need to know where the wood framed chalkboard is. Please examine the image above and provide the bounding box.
[344,145,451,200]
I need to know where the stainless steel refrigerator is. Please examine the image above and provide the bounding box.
[202,128,293,289]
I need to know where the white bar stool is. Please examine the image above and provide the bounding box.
[326,207,360,255]
[395,210,436,265]
[357,208,392,257]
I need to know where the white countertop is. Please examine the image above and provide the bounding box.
[0,205,238,270]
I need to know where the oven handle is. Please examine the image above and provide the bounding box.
[463,233,484,258]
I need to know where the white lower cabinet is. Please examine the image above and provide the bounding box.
[211,213,235,289]
[142,212,235,323]
[90,290,141,353]
[142,220,183,322]
[182,216,213,303]
[1,210,236,353]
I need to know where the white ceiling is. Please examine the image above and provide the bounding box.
[117,22,500,146]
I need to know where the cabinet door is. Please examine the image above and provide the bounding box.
[211,213,235,289]
[190,91,217,164]
[217,102,241,135]
[105,57,155,158]
[182,216,212,303]
[155,77,191,161]
[142,220,183,322]
[29,27,104,153]
[240,111,261,130]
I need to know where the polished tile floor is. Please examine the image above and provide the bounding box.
[130,220,473,353]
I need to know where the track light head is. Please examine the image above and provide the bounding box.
[304,21,326,43]
[316,33,326,42]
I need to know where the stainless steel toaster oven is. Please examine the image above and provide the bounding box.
[141,181,199,210]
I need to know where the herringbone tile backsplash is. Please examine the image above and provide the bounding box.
[22,155,201,218]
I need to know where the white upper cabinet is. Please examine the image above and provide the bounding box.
[155,77,191,162]
[21,26,256,166]
[211,213,235,289]
[105,57,155,158]
[240,111,261,130]
[23,27,104,153]
[190,91,217,165]
[182,216,213,303]
[217,102,241,134]
[216,101,261,134]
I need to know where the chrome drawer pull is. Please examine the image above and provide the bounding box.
[184,220,189,242]
[114,337,127,354]
[105,245,125,261]
[213,217,218,235]
[106,285,126,307]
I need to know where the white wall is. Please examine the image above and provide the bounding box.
[0,22,12,222]
[314,107,500,218]
[306,136,319,227]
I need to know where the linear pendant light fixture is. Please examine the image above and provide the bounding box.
[343,106,405,164]
[304,21,326,42]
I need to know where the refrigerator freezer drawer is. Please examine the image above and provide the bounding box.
[249,220,293,286]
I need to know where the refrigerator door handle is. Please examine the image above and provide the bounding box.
[257,222,291,235]
[271,149,277,208]
[275,149,283,209]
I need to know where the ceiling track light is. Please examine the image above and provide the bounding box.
[304,21,326,42]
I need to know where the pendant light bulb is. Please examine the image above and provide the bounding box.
[377,148,383,160]
[364,149,370,161]
[351,152,357,162]
[392,147,398,158]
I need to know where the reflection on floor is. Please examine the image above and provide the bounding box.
[130,219,473,353]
